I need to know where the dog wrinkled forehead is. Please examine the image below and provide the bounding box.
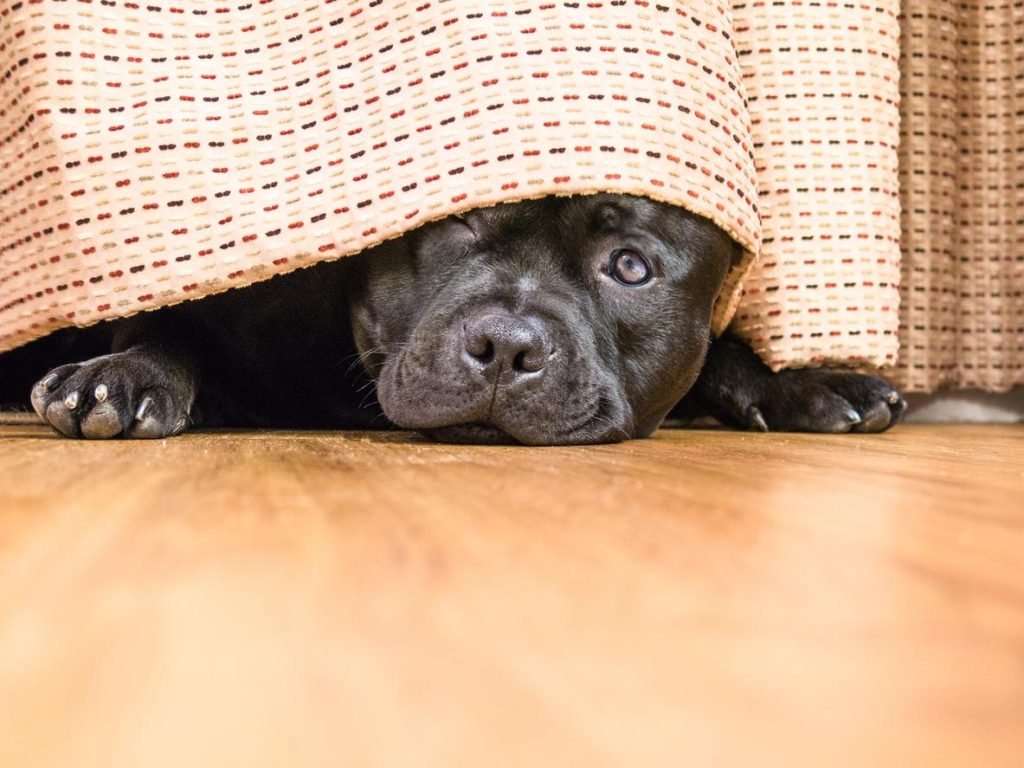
[444,194,687,250]
[402,194,741,291]
[460,199,558,249]
[409,198,566,268]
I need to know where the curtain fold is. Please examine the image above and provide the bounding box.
[730,0,903,372]
[897,0,1024,392]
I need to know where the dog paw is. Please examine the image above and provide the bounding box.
[30,349,195,439]
[732,370,907,434]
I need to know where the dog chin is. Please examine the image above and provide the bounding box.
[376,359,634,445]
[423,423,519,445]
[422,414,631,446]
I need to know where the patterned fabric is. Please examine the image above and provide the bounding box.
[730,0,902,371]
[897,0,1024,392]
[0,0,760,352]
[0,0,918,378]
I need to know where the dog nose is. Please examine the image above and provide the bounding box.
[463,312,550,379]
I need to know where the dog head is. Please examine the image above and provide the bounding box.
[348,194,740,444]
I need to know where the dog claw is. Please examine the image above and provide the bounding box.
[747,406,769,432]
[41,373,58,390]
[63,391,79,409]
[843,409,861,426]
[135,397,152,421]
[886,391,900,405]
[94,383,108,403]
[31,382,51,420]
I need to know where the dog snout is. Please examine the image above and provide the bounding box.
[462,312,551,381]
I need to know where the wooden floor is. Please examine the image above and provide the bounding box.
[0,424,1021,768]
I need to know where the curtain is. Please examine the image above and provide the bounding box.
[0,0,762,354]
[730,0,903,373]
[0,0,1020,394]
[897,0,1024,392]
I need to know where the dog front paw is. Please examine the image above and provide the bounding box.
[30,347,196,439]
[677,335,907,434]
[736,369,907,434]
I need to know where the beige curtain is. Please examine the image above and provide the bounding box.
[897,0,1024,392]
[730,0,903,374]
[0,1,1019,396]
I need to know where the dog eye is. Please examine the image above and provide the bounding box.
[609,249,652,286]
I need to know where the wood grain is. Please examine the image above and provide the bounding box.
[0,424,1021,767]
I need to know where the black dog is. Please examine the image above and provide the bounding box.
[10,194,904,444]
